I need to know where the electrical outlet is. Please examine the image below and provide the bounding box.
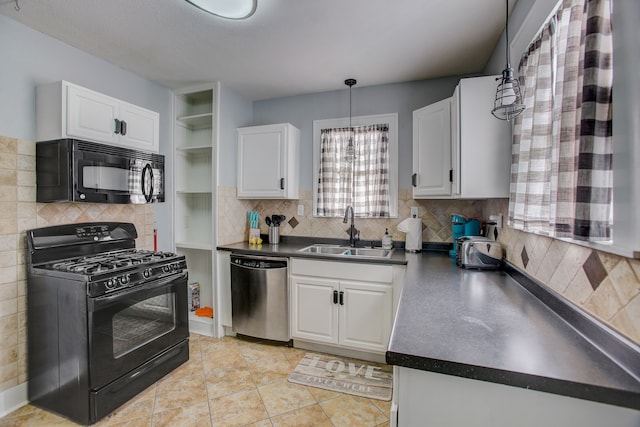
[297,204,304,216]
[489,213,503,228]
[410,207,419,218]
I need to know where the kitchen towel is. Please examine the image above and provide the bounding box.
[397,217,422,252]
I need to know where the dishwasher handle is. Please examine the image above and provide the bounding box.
[230,254,288,270]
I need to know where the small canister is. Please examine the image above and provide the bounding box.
[268,226,280,245]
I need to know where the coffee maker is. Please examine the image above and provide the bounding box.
[450,214,481,258]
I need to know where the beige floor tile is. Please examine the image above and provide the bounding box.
[154,374,208,413]
[245,355,293,386]
[164,354,205,380]
[200,336,240,354]
[371,397,392,417]
[238,342,287,360]
[304,385,341,403]
[0,413,31,427]
[243,420,273,427]
[98,417,152,427]
[205,366,256,399]
[202,349,247,372]
[152,401,211,427]
[281,347,307,366]
[208,389,269,426]
[320,395,388,427]
[269,404,332,427]
[21,408,77,426]
[257,380,315,418]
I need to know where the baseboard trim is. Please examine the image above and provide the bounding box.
[0,382,28,418]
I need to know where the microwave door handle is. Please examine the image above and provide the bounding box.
[141,164,154,202]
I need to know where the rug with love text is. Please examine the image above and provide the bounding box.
[288,352,392,401]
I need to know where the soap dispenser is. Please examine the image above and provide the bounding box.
[382,228,393,250]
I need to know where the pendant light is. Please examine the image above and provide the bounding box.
[345,78,356,161]
[492,0,525,121]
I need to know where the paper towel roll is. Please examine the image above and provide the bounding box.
[397,218,422,252]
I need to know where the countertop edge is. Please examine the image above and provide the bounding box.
[385,351,640,411]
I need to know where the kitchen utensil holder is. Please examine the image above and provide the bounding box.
[268,226,280,245]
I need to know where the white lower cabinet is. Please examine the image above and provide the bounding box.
[394,366,640,427]
[290,259,394,354]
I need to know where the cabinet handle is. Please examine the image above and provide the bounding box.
[280,178,285,190]
[339,291,344,305]
[114,118,121,135]
[449,169,453,183]
[121,120,127,136]
[411,173,417,187]
[333,290,338,304]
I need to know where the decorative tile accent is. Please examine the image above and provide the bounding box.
[583,251,608,291]
[288,217,299,229]
[521,246,529,269]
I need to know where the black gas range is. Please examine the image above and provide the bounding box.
[26,222,189,425]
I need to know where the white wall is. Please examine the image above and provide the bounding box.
[250,77,462,190]
[0,15,174,250]
[217,83,253,187]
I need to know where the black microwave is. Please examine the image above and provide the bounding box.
[36,139,165,204]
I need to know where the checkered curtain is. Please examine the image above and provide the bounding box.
[508,0,613,242]
[317,124,390,217]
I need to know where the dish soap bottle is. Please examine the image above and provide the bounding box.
[382,228,393,250]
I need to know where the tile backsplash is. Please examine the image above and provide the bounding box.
[217,187,483,246]
[484,199,640,345]
[0,135,154,394]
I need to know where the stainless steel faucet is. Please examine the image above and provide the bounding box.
[343,205,360,247]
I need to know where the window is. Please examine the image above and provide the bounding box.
[509,0,614,243]
[313,113,398,218]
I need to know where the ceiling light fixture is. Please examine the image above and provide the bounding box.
[491,0,525,121]
[345,78,357,161]
[185,0,257,19]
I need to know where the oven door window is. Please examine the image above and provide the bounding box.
[89,274,188,390]
[111,293,175,358]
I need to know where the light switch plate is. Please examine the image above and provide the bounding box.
[297,204,304,216]
[410,207,419,218]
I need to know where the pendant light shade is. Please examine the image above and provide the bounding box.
[345,78,357,161]
[492,0,525,121]
[185,0,257,19]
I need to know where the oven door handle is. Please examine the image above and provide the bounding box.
[89,272,187,311]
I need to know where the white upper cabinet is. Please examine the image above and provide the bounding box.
[37,80,160,152]
[412,75,512,199]
[412,97,452,197]
[236,123,300,199]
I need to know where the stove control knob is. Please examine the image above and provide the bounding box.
[120,274,131,285]
[105,279,116,290]
[143,269,152,279]
[163,265,171,273]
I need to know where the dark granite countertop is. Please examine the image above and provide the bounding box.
[387,252,640,410]
[217,239,640,410]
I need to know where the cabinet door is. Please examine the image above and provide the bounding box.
[66,84,120,144]
[412,97,452,198]
[290,275,339,344]
[237,126,286,198]
[457,76,512,198]
[339,280,393,352]
[119,102,160,152]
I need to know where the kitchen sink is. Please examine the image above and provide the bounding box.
[298,244,393,259]
[299,245,349,255]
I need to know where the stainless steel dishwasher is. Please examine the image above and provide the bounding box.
[230,254,290,342]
